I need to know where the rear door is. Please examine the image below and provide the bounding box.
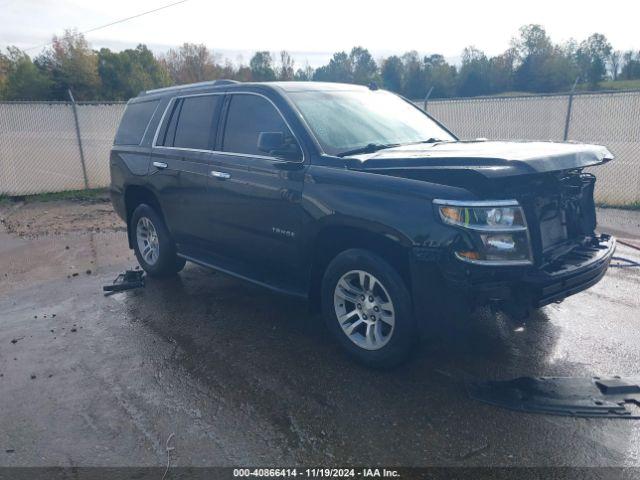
[150,93,224,251]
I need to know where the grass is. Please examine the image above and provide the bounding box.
[0,188,109,205]
[596,202,640,211]
[593,79,640,91]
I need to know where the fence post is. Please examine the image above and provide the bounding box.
[563,77,579,141]
[423,86,434,112]
[68,89,89,190]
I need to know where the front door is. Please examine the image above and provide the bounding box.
[209,92,307,291]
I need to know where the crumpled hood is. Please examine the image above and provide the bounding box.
[348,140,614,178]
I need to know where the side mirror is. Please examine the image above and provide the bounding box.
[257,132,302,161]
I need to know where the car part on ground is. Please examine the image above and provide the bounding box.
[470,376,640,418]
[103,269,146,293]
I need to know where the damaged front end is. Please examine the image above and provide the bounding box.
[438,169,616,316]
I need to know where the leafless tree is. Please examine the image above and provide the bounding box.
[278,51,295,81]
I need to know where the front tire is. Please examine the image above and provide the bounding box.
[130,204,186,277]
[321,249,417,368]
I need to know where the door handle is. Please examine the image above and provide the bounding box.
[210,170,231,180]
[152,161,168,169]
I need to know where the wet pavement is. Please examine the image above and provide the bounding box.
[1,227,640,468]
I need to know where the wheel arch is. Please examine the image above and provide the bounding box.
[123,184,165,249]
[307,222,413,311]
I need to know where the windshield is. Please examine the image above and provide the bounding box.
[288,89,455,156]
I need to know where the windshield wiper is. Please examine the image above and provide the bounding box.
[408,137,449,145]
[336,143,401,157]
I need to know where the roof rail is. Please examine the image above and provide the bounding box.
[142,79,240,95]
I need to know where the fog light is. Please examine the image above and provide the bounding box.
[483,234,516,252]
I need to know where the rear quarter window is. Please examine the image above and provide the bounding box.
[114,99,160,146]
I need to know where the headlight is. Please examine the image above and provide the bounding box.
[434,199,533,265]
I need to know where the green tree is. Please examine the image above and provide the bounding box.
[424,54,457,98]
[486,49,516,93]
[401,51,426,99]
[512,24,575,92]
[98,45,169,100]
[621,51,640,80]
[381,55,403,93]
[2,47,51,100]
[36,29,100,100]
[457,47,491,97]
[249,51,276,81]
[349,46,377,85]
[313,51,352,83]
[0,50,10,96]
[576,33,612,87]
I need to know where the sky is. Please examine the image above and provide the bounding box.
[1,0,639,67]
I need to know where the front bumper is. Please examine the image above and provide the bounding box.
[520,234,616,307]
[411,234,616,316]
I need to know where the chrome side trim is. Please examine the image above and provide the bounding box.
[151,96,178,148]
[433,199,521,207]
[151,91,305,164]
[454,253,533,266]
[451,224,528,233]
[144,79,238,95]
[210,170,231,179]
[153,145,284,162]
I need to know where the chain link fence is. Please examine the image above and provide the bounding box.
[0,92,639,205]
[0,101,125,196]
[422,90,640,205]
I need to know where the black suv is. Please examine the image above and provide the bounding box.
[110,80,616,367]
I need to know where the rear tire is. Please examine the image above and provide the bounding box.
[321,248,417,368]
[130,204,185,277]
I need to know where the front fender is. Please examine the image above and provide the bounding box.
[301,165,472,250]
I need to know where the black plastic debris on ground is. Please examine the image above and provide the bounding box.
[103,269,145,294]
[470,376,640,418]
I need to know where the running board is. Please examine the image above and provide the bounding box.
[177,252,308,299]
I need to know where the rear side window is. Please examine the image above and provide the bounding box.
[114,99,160,145]
[222,94,292,156]
[171,95,221,150]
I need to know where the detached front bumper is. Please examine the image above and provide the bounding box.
[411,234,616,317]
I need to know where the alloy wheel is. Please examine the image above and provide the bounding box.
[136,216,160,266]
[333,270,396,350]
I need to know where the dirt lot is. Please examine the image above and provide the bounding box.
[1,197,640,475]
[0,192,123,238]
